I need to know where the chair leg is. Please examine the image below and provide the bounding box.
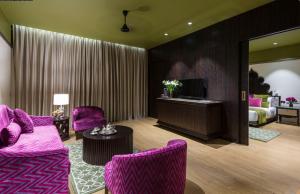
[105,186,109,194]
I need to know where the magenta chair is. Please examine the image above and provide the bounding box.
[104,139,187,194]
[72,106,106,139]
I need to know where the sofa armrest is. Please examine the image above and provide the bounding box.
[72,112,78,122]
[30,116,54,127]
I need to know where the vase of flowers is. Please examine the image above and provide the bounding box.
[162,80,182,98]
[286,97,297,107]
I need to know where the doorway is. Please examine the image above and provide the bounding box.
[239,28,300,145]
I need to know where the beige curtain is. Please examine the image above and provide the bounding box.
[11,25,147,122]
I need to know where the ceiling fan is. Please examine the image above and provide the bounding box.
[120,6,150,32]
[121,10,130,32]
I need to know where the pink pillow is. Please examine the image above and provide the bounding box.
[0,122,22,146]
[14,108,34,133]
[249,97,262,107]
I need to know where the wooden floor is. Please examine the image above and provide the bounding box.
[66,118,300,194]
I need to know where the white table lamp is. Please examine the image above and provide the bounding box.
[53,94,69,116]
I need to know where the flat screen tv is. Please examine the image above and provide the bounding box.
[178,79,207,100]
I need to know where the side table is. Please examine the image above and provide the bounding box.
[53,116,70,141]
[276,106,300,126]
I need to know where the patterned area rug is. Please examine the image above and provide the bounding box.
[66,142,139,194]
[249,127,281,142]
[66,142,105,194]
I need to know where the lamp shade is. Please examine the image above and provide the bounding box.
[53,94,69,105]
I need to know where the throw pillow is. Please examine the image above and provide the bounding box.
[268,97,278,107]
[249,97,262,107]
[0,122,22,146]
[14,108,34,133]
[6,106,15,121]
[0,128,3,146]
[261,102,270,108]
[254,94,269,103]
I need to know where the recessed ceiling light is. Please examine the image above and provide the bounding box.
[273,42,278,45]
[164,33,168,36]
[188,22,193,26]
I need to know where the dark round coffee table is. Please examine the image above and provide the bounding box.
[82,125,133,165]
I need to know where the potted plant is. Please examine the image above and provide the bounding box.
[286,97,297,107]
[162,80,182,98]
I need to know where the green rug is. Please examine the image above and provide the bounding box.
[249,127,280,142]
[66,142,105,194]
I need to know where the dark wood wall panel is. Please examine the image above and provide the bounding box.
[148,0,300,143]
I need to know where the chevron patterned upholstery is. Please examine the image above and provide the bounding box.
[30,115,54,127]
[0,105,70,194]
[72,106,107,133]
[104,139,187,194]
[0,151,69,193]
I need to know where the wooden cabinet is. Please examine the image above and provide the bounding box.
[156,98,223,140]
[277,108,298,116]
[276,106,300,126]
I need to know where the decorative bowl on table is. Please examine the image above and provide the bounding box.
[90,127,101,135]
[99,123,117,135]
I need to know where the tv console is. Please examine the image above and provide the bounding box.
[156,97,223,140]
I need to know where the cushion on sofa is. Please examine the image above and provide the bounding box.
[14,108,34,133]
[0,105,10,129]
[6,106,15,121]
[0,105,11,145]
[1,122,22,146]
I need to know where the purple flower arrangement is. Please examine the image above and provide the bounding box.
[286,97,297,107]
[286,97,297,102]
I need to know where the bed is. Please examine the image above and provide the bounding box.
[248,69,280,126]
[249,96,280,126]
[249,106,277,124]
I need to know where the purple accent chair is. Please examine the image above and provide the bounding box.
[72,106,107,139]
[104,139,187,194]
[0,105,70,193]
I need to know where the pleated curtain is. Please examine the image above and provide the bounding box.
[11,25,148,122]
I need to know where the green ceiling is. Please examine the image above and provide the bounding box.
[0,0,271,48]
[249,28,300,64]
[250,28,300,52]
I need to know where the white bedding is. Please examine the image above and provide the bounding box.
[249,106,276,122]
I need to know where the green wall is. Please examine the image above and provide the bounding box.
[0,8,10,43]
[249,43,300,64]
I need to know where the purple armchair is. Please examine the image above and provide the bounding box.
[72,106,106,139]
[104,139,187,194]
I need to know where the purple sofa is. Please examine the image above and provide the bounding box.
[0,105,70,194]
[104,139,187,194]
[72,106,106,139]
